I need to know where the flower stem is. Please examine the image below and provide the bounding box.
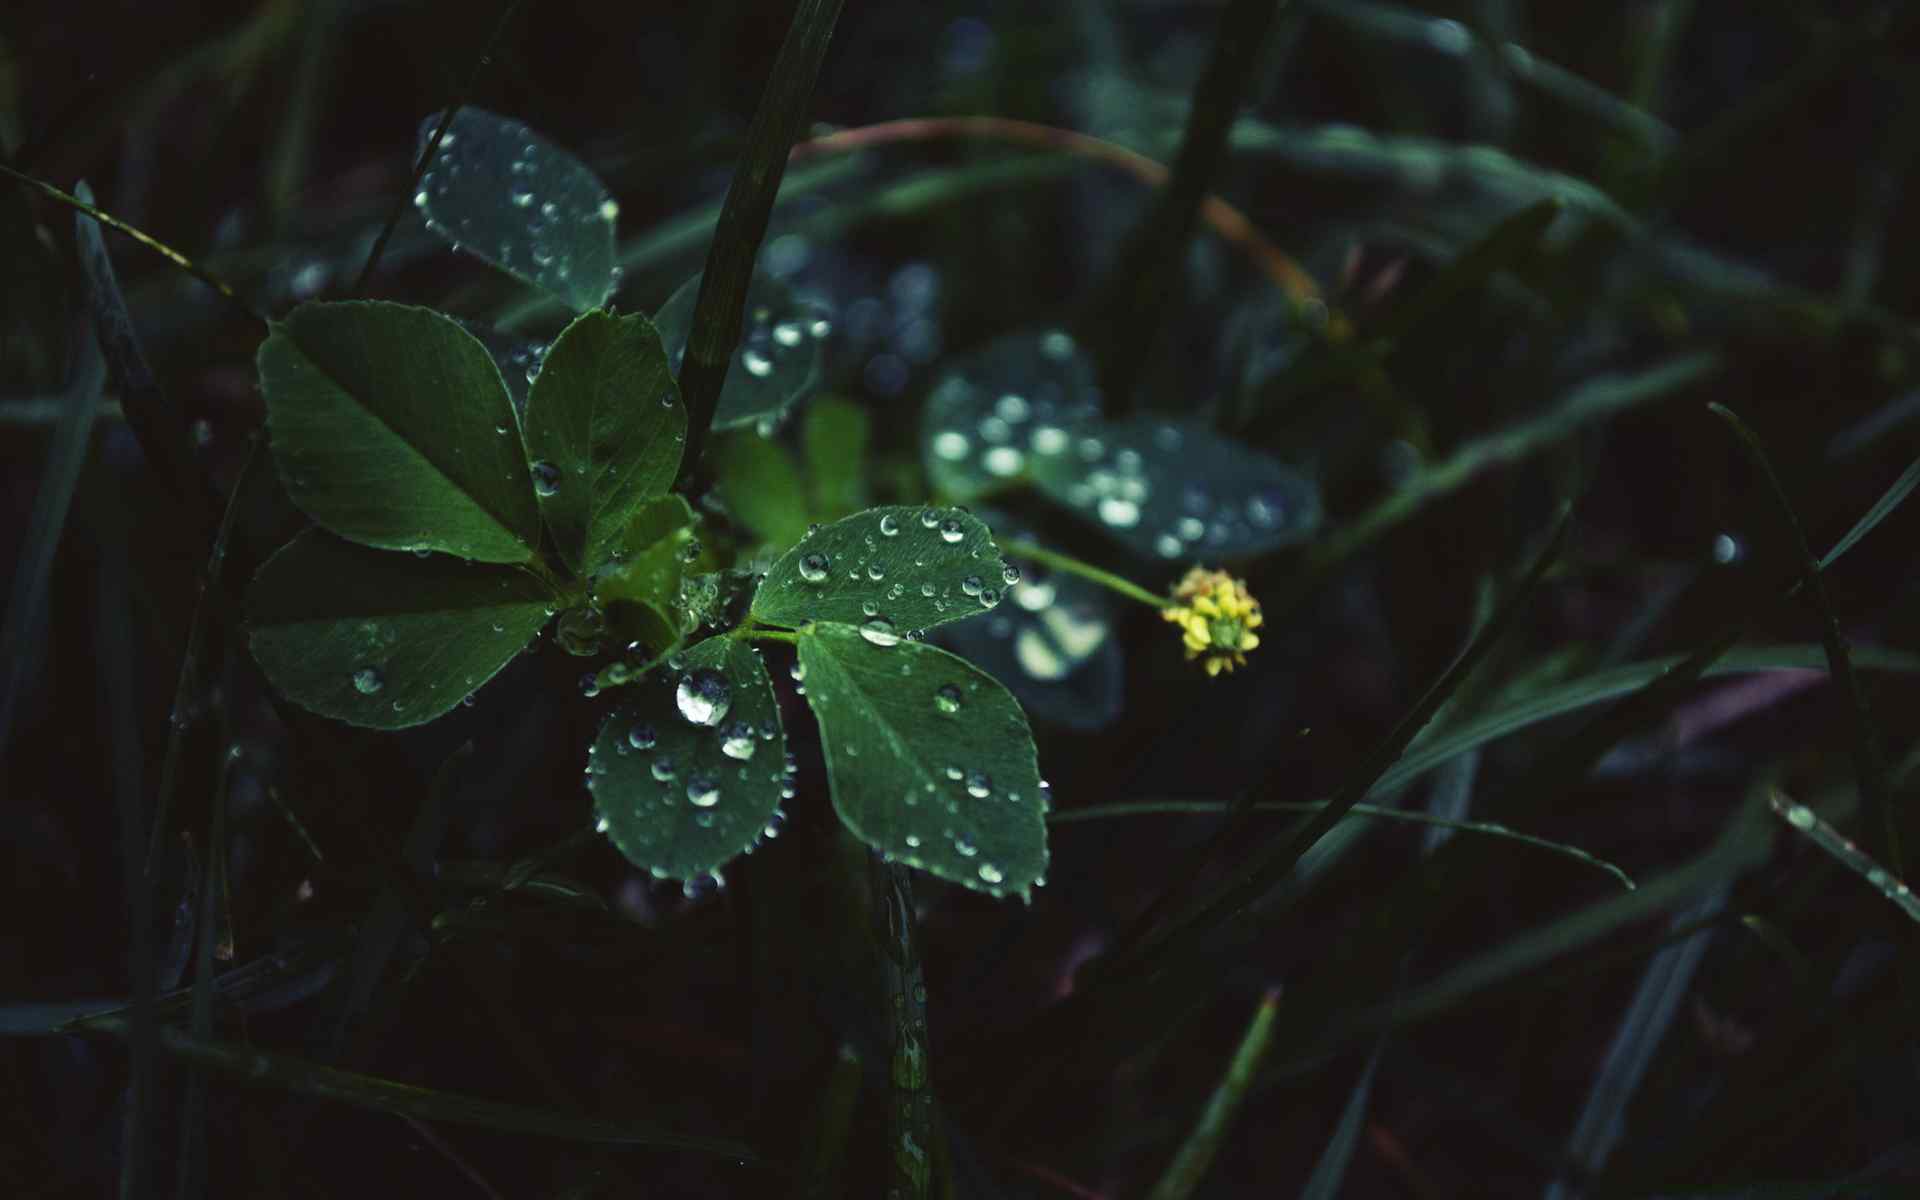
[998,538,1168,610]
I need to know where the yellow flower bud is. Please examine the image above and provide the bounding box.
[1162,567,1263,677]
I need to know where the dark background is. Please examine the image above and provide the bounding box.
[4,1,1919,1196]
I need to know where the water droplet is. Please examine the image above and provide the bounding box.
[879,513,901,537]
[955,834,979,858]
[1097,497,1141,528]
[1785,804,1816,830]
[965,770,992,799]
[860,617,901,647]
[531,460,561,497]
[932,430,970,461]
[676,669,732,726]
[1001,564,1020,586]
[789,660,807,684]
[687,772,720,807]
[628,723,657,751]
[651,755,678,782]
[720,721,757,760]
[983,446,1024,477]
[935,684,962,714]
[742,348,774,377]
[599,198,620,222]
[977,863,1004,884]
[960,575,983,597]
[352,667,384,695]
[939,519,965,544]
[944,765,964,781]
[798,552,830,583]
[867,563,886,582]
[772,321,803,347]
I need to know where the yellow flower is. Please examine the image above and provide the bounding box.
[1161,567,1262,677]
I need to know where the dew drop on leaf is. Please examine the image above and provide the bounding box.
[676,669,732,726]
[859,617,901,647]
[798,552,830,583]
[531,460,562,497]
[720,721,757,760]
[628,723,657,751]
[965,770,993,799]
[935,684,963,714]
[352,667,384,695]
[687,771,720,808]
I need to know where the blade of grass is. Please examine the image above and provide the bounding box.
[1370,196,1563,347]
[1102,504,1570,986]
[0,165,263,327]
[64,1015,763,1157]
[1298,1037,1385,1200]
[72,178,211,528]
[1301,353,1720,581]
[1771,793,1920,924]
[0,318,104,760]
[175,745,234,1200]
[147,435,260,873]
[351,0,526,293]
[1145,987,1282,1200]
[1050,801,1635,891]
[1816,453,1920,570]
[1361,794,1773,1036]
[675,0,845,484]
[1087,0,1290,409]
[1543,882,1728,1200]
[796,1043,862,1200]
[1710,402,1902,877]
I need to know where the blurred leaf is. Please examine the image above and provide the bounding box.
[414,106,618,313]
[1373,197,1564,345]
[247,529,554,729]
[922,330,1320,558]
[587,635,786,881]
[936,552,1124,732]
[259,301,540,562]
[752,505,1013,635]
[522,309,684,574]
[803,396,870,519]
[798,623,1048,896]
[654,270,825,432]
[711,429,810,547]
[1820,454,1920,570]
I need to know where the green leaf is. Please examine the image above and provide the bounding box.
[247,529,554,729]
[259,301,540,563]
[587,635,788,880]
[752,505,1013,636]
[711,430,810,547]
[521,310,685,574]
[797,623,1048,896]
[594,495,703,643]
[922,330,1320,558]
[414,107,618,313]
[654,271,825,432]
[803,397,870,519]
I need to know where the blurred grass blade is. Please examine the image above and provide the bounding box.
[0,319,103,759]
[1147,988,1281,1200]
[1771,793,1920,923]
[1299,1038,1384,1200]
[1711,403,1902,876]
[1372,197,1562,346]
[1372,796,1773,1033]
[1108,505,1570,984]
[73,178,208,525]
[676,0,845,480]
[1050,801,1634,890]
[176,746,235,1200]
[1818,454,1920,570]
[1377,643,1920,802]
[1309,353,1719,575]
[1544,883,1728,1200]
[797,1043,863,1200]
[69,1016,761,1156]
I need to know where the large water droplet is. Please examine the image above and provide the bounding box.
[720,721,757,760]
[651,755,678,782]
[960,576,983,597]
[352,667,384,695]
[860,617,901,647]
[628,723,657,751]
[977,862,1005,885]
[938,519,965,544]
[935,684,963,714]
[879,513,901,537]
[798,552,830,584]
[965,770,992,799]
[676,669,732,726]
[687,771,720,807]
[531,460,562,497]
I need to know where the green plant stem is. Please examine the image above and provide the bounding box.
[748,628,800,644]
[676,0,845,487]
[0,164,264,327]
[997,537,1168,610]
